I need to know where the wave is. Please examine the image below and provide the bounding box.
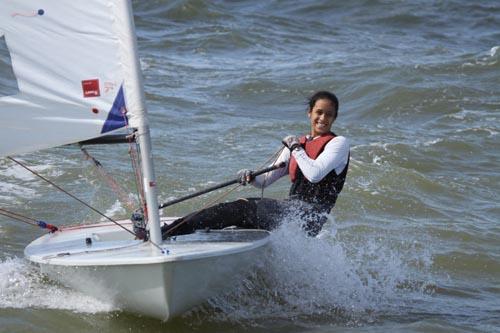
[185,214,434,326]
[0,257,115,313]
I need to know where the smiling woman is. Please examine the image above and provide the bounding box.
[307,90,339,137]
[163,91,350,238]
[279,90,349,211]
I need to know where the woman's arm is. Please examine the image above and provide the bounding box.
[251,148,290,188]
[293,136,349,183]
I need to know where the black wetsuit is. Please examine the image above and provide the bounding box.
[162,197,329,238]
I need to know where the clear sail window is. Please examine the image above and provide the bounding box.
[0,36,19,97]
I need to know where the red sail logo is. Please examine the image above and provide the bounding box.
[82,79,100,98]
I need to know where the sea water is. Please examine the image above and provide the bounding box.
[1,1,499,332]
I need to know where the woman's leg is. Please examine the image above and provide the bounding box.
[161,198,306,238]
[162,198,259,237]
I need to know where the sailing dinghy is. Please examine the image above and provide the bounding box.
[0,0,270,320]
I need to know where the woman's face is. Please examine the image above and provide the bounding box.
[308,98,336,137]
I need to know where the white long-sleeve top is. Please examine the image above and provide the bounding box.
[252,135,350,189]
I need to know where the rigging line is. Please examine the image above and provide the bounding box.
[111,112,162,253]
[0,211,37,227]
[129,138,146,209]
[120,108,144,204]
[201,183,241,210]
[0,207,164,253]
[257,145,286,198]
[149,238,165,253]
[7,156,137,238]
[262,145,286,168]
[116,108,145,214]
[80,147,136,211]
[0,208,35,222]
[0,208,59,232]
[0,208,35,225]
[214,145,286,205]
[119,108,145,210]
[125,129,146,216]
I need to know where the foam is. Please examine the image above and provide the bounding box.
[0,161,59,200]
[0,181,37,201]
[194,212,433,325]
[462,46,499,68]
[490,46,499,58]
[423,138,443,146]
[100,200,126,221]
[0,162,57,181]
[0,257,116,313]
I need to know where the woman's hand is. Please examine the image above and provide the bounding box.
[237,169,253,185]
[282,135,301,152]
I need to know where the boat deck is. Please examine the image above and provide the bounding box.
[25,220,271,266]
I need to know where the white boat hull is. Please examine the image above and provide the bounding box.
[25,219,270,320]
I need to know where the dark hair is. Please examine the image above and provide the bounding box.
[308,91,339,118]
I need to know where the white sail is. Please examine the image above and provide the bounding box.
[0,0,147,157]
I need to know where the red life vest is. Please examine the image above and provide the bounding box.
[288,132,336,182]
[287,131,349,211]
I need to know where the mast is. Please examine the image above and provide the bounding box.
[116,1,162,247]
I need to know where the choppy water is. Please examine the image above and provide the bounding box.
[1,1,499,332]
